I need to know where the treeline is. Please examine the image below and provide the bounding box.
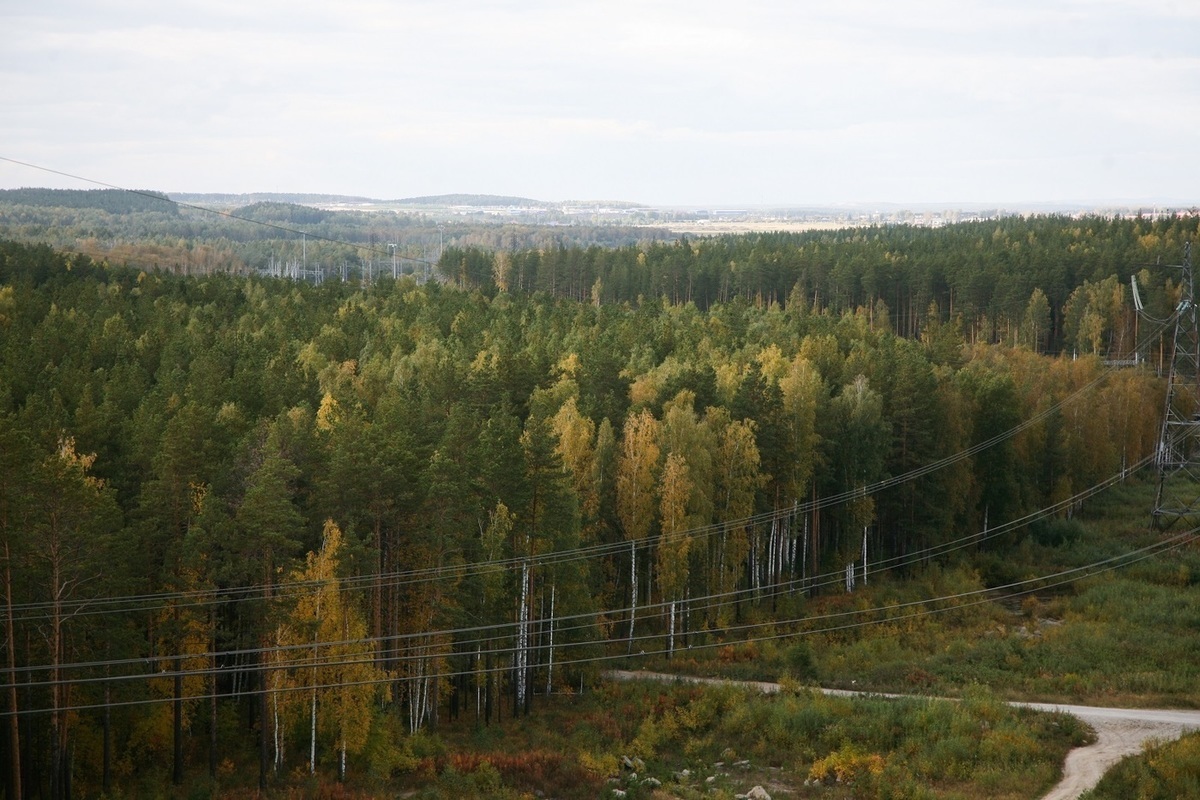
[0,190,674,278]
[0,188,175,215]
[235,201,336,226]
[0,230,1169,794]
[439,213,1198,354]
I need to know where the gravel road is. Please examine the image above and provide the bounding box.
[1015,702,1200,799]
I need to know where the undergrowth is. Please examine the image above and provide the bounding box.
[424,680,1091,800]
[640,479,1200,707]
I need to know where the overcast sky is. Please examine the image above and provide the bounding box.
[2,0,1197,206]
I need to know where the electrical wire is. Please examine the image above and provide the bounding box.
[2,312,1172,625]
[0,306,1176,717]
[0,157,1186,713]
[4,523,1194,717]
[0,155,435,269]
[0,454,1161,688]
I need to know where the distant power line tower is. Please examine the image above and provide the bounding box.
[1151,242,1200,530]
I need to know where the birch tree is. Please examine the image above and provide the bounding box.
[778,355,823,505]
[706,408,766,625]
[826,375,888,568]
[551,396,598,531]
[616,408,660,650]
[515,412,578,710]
[282,519,382,780]
[657,454,692,658]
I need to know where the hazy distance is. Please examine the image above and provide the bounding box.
[2,0,1198,207]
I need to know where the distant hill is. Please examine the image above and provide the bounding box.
[233,201,334,225]
[558,199,645,209]
[391,194,649,210]
[393,193,549,207]
[0,187,176,214]
[169,191,649,210]
[171,192,375,206]
[172,192,553,208]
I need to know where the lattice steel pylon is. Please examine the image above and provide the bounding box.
[1152,242,1200,530]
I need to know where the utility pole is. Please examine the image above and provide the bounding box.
[435,223,444,284]
[388,243,398,280]
[1152,242,1200,530]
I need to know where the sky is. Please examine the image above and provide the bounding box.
[1,0,1198,206]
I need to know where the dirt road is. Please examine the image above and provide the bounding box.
[607,671,1200,799]
[1015,702,1200,799]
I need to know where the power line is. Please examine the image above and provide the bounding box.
[0,455,1159,688]
[3,313,1171,625]
[4,524,1193,717]
[0,158,1183,712]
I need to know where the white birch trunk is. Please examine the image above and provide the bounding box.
[517,560,530,708]
[421,653,429,728]
[408,657,415,733]
[628,541,637,649]
[751,531,760,593]
[685,586,691,645]
[668,599,676,658]
[779,518,787,581]
[790,507,799,577]
[340,725,346,782]
[802,517,808,586]
[766,521,775,587]
[546,584,555,695]
[409,652,423,734]
[273,675,281,772]
[862,525,868,586]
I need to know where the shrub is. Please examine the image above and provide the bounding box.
[808,744,885,783]
[440,750,602,798]
[782,641,817,680]
[1030,517,1085,547]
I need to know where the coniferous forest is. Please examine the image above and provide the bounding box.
[1,204,1199,798]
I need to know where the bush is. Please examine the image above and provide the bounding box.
[438,750,603,798]
[1030,517,1085,547]
[782,641,816,681]
[808,744,884,783]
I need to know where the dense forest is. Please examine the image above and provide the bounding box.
[0,211,1195,797]
[437,213,1197,355]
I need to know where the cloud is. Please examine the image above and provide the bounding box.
[1,0,1197,203]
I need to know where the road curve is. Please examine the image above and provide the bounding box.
[606,671,1200,799]
[1015,702,1200,800]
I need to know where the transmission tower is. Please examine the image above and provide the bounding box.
[1152,242,1200,530]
